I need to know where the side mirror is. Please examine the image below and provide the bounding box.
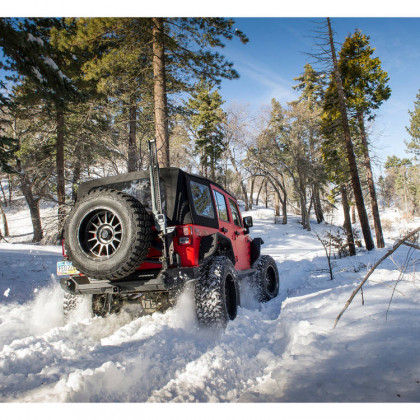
[243,216,253,229]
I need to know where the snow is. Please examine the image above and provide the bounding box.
[27,33,43,46]
[0,203,419,406]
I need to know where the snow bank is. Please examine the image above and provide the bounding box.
[0,207,419,403]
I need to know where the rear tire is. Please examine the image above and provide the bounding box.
[195,256,240,328]
[65,188,152,280]
[251,255,279,302]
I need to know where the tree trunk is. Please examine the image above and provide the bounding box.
[327,17,374,251]
[357,112,385,248]
[0,180,7,207]
[351,205,357,224]
[249,176,255,210]
[56,108,66,240]
[265,180,268,208]
[71,147,81,203]
[341,185,356,256]
[128,100,138,172]
[256,180,265,206]
[274,190,280,217]
[17,171,43,243]
[0,200,9,237]
[152,17,170,167]
[7,174,13,206]
[313,184,324,223]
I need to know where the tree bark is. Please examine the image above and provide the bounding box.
[128,100,138,172]
[56,108,66,239]
[152,17,170,167]
[357,112,384,248]
[71,144,82,204]
[341,185,356,256]
[17,170,43,243]
[265,179,268,208]
[313,184,324,223]
[351,205,357,224]
[274,189,280,217]
[0,180,7,207]
[256,179,264,206]
[249,176,255,210]
[327,17,374,251]
[7,174,13,206]
[0,200,9,237]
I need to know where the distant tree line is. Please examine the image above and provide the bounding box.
[0,18,418,257]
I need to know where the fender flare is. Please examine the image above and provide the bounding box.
[250,237,264,265]
[198,233,235,265]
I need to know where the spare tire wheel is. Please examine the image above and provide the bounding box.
[65,188,153,280]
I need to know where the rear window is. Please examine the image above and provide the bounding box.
[190,181,215,219]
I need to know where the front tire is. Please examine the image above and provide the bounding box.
[195,256,240,328]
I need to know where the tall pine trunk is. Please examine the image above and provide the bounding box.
[56,108,66,239]
[71,142,82,203]
[327,17,374,250]
[128,100,138,172]
[152,17,170,167]
[341,185,356,256]
[357,112,385,248]
[128,101,137,172]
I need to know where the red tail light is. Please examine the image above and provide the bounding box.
[178,226,193,245]
[62,239,69,258]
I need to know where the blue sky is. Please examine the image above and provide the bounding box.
[216,17,420,171]
[2,12,419,174]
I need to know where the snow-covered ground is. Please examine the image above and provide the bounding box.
[0,204,419,405]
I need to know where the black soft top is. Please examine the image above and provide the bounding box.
[76,167,233,228]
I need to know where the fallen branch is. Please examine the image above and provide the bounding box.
[333,226,420,329]
[390,238,420,251]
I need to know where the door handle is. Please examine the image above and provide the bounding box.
[220,227,228,233]
[234,231,240,236]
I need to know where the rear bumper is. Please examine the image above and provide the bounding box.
[60,267,199,295]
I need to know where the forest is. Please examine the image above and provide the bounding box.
[0,17,419,251]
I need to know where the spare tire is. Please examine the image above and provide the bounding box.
[65,188,153,280]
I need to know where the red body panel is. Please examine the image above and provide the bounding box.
[135,186,251,272]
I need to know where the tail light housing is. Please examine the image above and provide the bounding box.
[62,239,69,259]
[178,226,193,245]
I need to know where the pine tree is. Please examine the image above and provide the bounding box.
[187,81,226,181]
[61,18,154,173]
[293,63,327,223]
[151,18,248,166]
[339,30,391,248]
[0,18,84,238]
[406,90,420,159]
[325,18,374,250]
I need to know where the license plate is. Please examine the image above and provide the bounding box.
[57,261,79,276]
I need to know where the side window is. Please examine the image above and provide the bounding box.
[190,181,215,219]
[214,190,230,222]
[228,198,242,227]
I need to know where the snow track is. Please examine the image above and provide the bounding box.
[1,209,419,402]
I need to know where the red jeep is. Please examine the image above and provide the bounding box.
[59,143,279,327]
